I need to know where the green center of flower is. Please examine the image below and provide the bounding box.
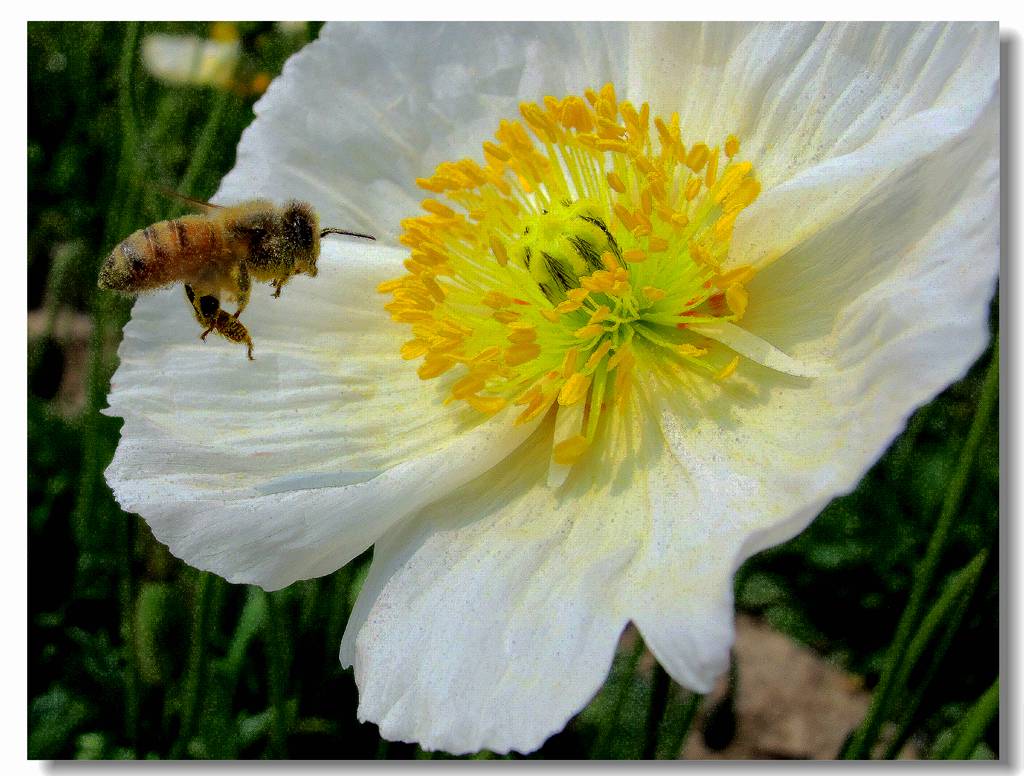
[380,83,761,468]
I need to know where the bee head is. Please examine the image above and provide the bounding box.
[281,201,319,278]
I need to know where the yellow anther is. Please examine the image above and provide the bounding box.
[586,340,613,369]
[725,284,749,318]
[558,373,592,406]
[421,275,445,303]
[613,203,637,231]
[540,309,561,323]
[482,290,513,309]
[514,385,542,406]
[597,116,627,139]
[725,178,761,211]
[574,324,605,339]
[505,343,541,367]
[508,327,538,344]
[677,343,709,358]
[452,373,487,399]
[600,252,620,272]
[400,339,430,360]
[596,138,629,154]
[623,248,647,263]
[610,280,631,296]
[670,212,689,229]
[492,310,520,324]
[472,346,502,363]
[606,171,626,193]
[715,356,741,381]
[556,299,583,314]
[482,141,511,162]
[553,434,589,465]
[640,187,652,216]
[377,278,404,293]
[421,198,456,218]
[418,356,456,380]
[686,143,710,172]
[725,134,740,158]
[690,243,716,267]
[606,346,633,372]
[588,305,611,324]
[515,392,553,425]
[465,394,508,414]
[685,177,703,201]
[715,264,756,288]
[705,147,720,187]
[642,286,666,302]
[561,347,579,378]
[415,176,446,193]
[567,287,590,303]
[713,161,753,203]
[648,236,669,253]
[560,95,594,132]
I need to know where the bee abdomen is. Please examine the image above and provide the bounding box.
[97,217,230,292]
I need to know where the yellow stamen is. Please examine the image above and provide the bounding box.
[553,434,589,465]
[558,373,592,406]
[715,356,741,381]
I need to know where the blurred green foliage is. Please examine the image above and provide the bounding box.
[27,22,998,760]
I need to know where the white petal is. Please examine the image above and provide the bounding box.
[215,22,627,244]
[340,422,641,755]
[635,144,997,681]
[103,242,536,589]
[630,23,998,268]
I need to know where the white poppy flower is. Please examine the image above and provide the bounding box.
[142,33,240,89]
[103,22,999,755]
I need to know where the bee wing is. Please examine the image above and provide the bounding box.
[154,185,224,213]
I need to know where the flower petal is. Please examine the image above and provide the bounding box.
[103,242,536,589]
[340,422,643,755]
[215,22,627,243]
[633,126,997,685]
[631,22,998,267]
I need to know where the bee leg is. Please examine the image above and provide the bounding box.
[271,275,290,298]
[185,285,225,342]
[213,312,255,360]
[232,261,251,318]
[186,284,217,335]
[185,284,254,358]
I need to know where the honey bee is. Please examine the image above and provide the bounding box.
[98,198,374,359]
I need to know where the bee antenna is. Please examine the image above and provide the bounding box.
[320,227,376,241]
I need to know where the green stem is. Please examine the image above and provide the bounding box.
[171,572,214,758]
[642,660,672,759]
[265,591,290,758]
[177,90,231,198]
[942,679,999,760]
[843,338,999,759]
[882,550,989,759]
[594,634,645,757]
